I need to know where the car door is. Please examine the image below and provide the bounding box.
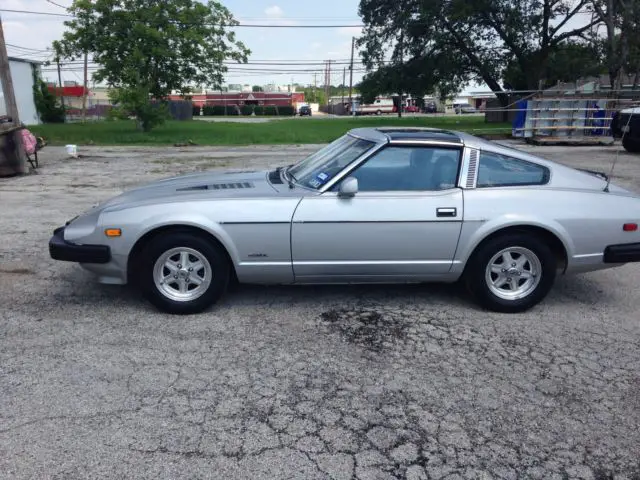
[291,144,464,282]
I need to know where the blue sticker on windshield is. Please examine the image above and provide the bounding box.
[317,172,329,181]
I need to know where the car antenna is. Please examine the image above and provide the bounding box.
[605,108,635,192]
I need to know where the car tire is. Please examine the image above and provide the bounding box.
[622,136,640,153]
[376,109,382,115]
[137,231,230,314]
[464,233,557,313]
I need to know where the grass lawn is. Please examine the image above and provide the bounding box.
[31,116,512,146]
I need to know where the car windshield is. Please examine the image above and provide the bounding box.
[287,135,375,189]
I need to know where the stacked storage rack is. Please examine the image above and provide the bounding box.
[512,97,615,142]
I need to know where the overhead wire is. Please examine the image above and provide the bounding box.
[0,8,365,26]
[44,0,70,9]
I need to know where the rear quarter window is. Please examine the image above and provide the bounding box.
[477,151,550,187]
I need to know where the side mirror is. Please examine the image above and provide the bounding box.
[338,177,358,198]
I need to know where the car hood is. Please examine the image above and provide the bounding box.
[99,170,291,211]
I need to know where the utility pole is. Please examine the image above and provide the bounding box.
[327,59,332,105]
[313,72,317,103]
[323,61,327,106]
[342,67,346,112]
[0,15,26,175]
[348,37,355,116]
[81,52,88,122]
[56,56,65,113]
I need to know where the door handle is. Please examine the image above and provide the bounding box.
[436,207,457,218]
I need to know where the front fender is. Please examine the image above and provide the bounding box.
[455,215,575,268]
[100,206,242,266]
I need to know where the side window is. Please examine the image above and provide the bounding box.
[344,146,461,192]
[477,151,549,188]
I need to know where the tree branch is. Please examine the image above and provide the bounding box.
[549,0,589,39]
[542,0,551,48]
[550,19,601,45]
[480,10,525,60]
[441,17,504,95]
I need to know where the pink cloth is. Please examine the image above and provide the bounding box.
[20,129,38,155]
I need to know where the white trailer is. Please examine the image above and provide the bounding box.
[354,97,395,115]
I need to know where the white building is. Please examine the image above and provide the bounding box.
[0,57,41,125]
[263,83,296,93]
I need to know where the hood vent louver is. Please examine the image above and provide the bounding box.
[177,182,254,192]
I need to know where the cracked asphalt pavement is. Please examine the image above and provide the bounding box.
[1,143,639,479]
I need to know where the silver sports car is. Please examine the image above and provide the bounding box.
[50,128,640,314]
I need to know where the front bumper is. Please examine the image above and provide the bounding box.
[49,226,111,264]
[603,242,640,263]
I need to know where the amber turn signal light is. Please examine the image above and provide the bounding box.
[105,228,122,237]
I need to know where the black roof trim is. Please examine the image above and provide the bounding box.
[375,127,462,143]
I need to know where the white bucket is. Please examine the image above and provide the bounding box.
[65,144,78,158]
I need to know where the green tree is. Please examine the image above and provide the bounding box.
[302,87,326,105]
[32,75,65,123]
[503,41,607,91]
[589,0,640,88]
[359,56,466,104]
[56,0,249,131]
[358,0,600,103]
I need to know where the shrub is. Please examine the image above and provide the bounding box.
[278,106,295,116]
[240,105,254,116]
[32,77,65,123]
[263,105,278,116]
[108,86,169,132]
[201,105,246,115]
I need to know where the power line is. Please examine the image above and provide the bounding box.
[7,51,54,60]
[44,0,69,9]
[0,8,365,26]
[51,60,368,66]
[5,43,49,52]
[0,6,599,21]
[0,8,70,17]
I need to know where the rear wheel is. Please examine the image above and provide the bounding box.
[622,136,640,153]
[464,233,556,313]
[376,109,382,115]
[137,231,229,314]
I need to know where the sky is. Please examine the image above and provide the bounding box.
[1,0,369,89]
[2,0,592,94]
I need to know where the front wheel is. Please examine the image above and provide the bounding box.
[137,231,230,314]
[464,233,557,313]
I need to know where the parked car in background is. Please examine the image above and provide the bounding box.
[424,102,438,113]
[298,105,312,116]
[611,107,640,152]
[50,127,640,315]
[453,103,478,114]
[405,105,421,113]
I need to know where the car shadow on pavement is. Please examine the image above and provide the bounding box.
[223,281,476,309]
[41,267,615,316]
